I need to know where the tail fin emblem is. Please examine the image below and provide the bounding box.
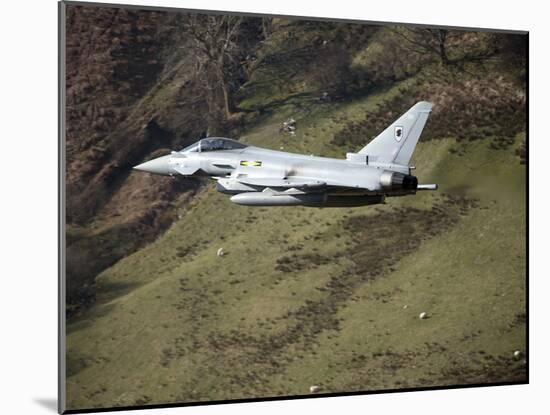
[395,126,403,142]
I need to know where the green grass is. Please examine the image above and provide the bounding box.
[66,71,526,408]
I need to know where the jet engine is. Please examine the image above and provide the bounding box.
[379,170,418,191]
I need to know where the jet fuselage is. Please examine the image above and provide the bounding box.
[133,101,437,207]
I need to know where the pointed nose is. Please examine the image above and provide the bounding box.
[133,154,172,175]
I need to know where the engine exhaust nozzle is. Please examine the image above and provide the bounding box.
[380,171,418,191]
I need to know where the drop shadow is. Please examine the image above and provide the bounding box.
[34,398,57,412]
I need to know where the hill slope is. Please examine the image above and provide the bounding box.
[64,11,526,411]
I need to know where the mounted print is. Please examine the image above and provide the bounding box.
[59,1,528,412]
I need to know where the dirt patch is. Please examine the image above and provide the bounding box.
[275,253,334,273]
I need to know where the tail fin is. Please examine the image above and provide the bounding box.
[358,101,432,166]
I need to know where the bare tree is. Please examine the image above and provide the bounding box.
[312,44,352,96]
[261,17,273,39]
[181,14,245,130]
[393,28,453,66]
[392,27,497,68]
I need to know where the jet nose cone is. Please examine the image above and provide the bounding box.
[133,154,172,176]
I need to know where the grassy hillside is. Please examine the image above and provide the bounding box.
[66,75,526,410]
[64,9,526,410]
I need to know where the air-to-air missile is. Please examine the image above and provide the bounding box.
[134,101,438,207]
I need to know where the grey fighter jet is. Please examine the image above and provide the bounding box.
[134,101,438,207]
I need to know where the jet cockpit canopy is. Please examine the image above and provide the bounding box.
[181,138,247,153]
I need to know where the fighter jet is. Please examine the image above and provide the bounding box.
[133,101,437,207]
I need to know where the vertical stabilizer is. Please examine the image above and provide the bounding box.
[358,101,433,165]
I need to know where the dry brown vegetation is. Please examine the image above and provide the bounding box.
[332,74,526,148]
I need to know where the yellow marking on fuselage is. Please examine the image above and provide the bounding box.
[240,160,262,167]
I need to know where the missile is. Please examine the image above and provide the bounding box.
[229,192,386,207]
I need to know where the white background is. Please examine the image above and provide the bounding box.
[0,0,544,413]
